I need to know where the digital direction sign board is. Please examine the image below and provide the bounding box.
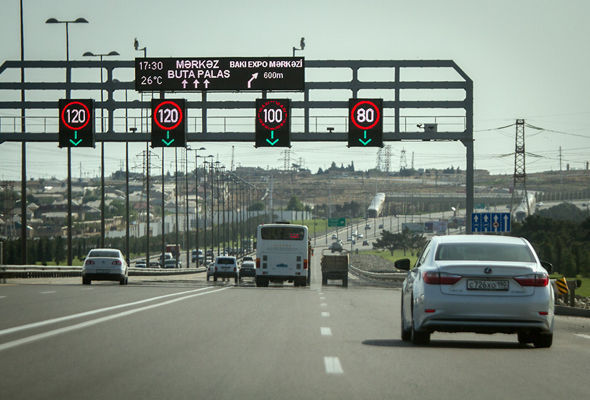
[58,99,95,148]
[255,99,291,148]
[151,99,186,148]
[348,98,383,147]
[136,57,304,92]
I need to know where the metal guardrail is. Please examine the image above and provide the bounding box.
[348,264,406,282]
[0,265,205,279]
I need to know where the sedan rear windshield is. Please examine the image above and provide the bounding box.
[435,243,535,262]
[216,258,235,264]
[88,250,120,258]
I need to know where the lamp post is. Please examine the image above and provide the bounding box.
[133,38,150,265]
[46,17,88,266]
[188,148,207,266]
[82,50,119,248]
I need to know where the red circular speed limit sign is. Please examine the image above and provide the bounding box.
[60,101,90,131]
[350,100,381,130]
[153,100,183,131]
[257,100,288,131]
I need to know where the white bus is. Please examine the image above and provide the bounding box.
[255,223,310,287]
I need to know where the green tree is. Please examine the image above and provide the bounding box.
[373,230,405,256]
[286,196,304,211]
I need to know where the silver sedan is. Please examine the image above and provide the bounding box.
[395,235,554,347]
[82,248,129,285]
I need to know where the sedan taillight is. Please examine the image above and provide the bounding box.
[112,260,122,265]
[85,260,95,265]
[422,271,462,285]
[514,273,549,287]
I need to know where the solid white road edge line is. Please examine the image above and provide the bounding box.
[324,356,343,374]
[0,287,230,352]
[0,286,215,337]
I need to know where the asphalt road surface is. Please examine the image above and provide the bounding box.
[1,252,590,400]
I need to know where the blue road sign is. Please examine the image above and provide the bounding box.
[471,212,511,233]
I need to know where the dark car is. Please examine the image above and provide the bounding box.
[239,261,256,280]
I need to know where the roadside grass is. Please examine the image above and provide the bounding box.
[358,248,419,267]
[550,275,590,297]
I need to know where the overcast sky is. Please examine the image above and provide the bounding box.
[1,0,589,180]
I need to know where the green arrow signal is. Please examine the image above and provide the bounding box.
[266,130,279,146]
[358,130,372,146]
[69,131,82,146]
[162,131,175,147]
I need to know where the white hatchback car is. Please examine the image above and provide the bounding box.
[82,248,128,285]
[396,235,554,347]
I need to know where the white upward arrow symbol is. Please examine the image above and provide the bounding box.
[193,79,200,88]
[204,79,210,89]
[181,79,188,89]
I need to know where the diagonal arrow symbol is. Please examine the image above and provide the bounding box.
[69,130,82,146]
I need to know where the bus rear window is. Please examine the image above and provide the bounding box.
[261,227,305,240]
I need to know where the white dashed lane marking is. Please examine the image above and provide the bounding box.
[320,297,326,300]
[324,356,344,374]
[575,334,590,340]
[320,303,327,307]
[321,312,330,317]
[40,291,56,294]
[0,296,6,299]
[321,327,332,336]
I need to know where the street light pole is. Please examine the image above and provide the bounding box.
[46,17,88,265]
[134,38,149,265]
[82,50,119,248]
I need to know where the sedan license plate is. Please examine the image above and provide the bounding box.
[467,279,509,291]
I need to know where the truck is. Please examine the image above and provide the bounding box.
[165,244,181,260]
[321,249,349,287]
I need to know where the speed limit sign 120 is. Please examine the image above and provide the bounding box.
[58,99,95,148]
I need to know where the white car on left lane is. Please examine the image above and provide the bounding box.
[82,248,128,285]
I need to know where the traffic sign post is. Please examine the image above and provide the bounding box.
[151,99,186,148]
[348,99,383,147]
[328,217,346,227]
[136,57,304,92]
[471,212,511,233]
[255,99,291,148]
[58,99,95,148]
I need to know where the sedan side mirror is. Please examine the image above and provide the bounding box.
[540,261,553,274]
[394,258,411,271]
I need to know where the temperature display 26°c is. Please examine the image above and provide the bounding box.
[58,99,95,148]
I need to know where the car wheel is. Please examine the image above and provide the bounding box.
[214,275,218,282]
[206,274,210,282]
[120,276,127,285]
[82,277,90,285]
[411,300,430,345]
[342,277,348,288]
[235,274,238,284]
[401,298,411,342]
[322,274,327,285]
[532,332,553,348]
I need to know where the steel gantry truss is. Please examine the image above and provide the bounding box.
[0,58,474,232]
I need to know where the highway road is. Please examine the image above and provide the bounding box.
[1,250,590,400]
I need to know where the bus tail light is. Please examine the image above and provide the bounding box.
[256,258,261,269]
[303,259,308,270]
